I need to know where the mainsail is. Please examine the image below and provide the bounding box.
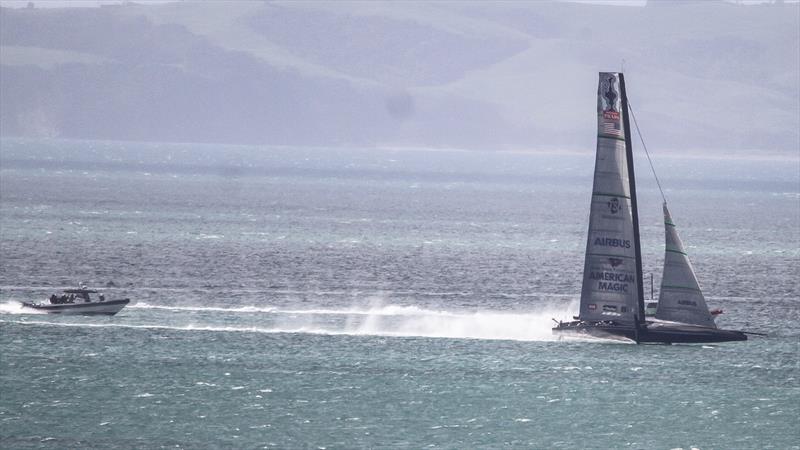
[655,203,716,327]
[578,73,642,324]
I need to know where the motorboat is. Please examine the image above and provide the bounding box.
[21,288,129,316]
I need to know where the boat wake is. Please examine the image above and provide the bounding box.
[0,301,45,315]
[129,302,517,317]
[341,302,579,341]
[2,300,581,342]
[129,303,278,314]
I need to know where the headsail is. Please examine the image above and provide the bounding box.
[578,73,641,324]
[655,204,716,327]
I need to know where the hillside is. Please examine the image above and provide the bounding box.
[1,1,798,155]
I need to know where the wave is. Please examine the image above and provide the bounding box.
[129,303,277,313]
[128,301,469,317]
[0,301,46,315]
[0,319,315,335]
[0,284,582,299]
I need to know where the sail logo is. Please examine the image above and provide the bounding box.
[590,272,634,283]
[599,282,628,292]
[600,74,620,114]
[608,258,623,268]
[594,237,631,248]
[607,198,621,214]
[678,300,698,307]
[590,271,634,293]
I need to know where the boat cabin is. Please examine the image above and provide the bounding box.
[49,289,106,304]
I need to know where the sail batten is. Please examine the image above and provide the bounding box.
[588,253,636,259]
[655,203,716,328]
[599,136,627,142]
[593,192,631,199]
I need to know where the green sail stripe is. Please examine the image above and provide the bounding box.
[593,192,631,199]
[588,253,635,259]
[665,248,688,256]
[665,220,676,227]
[661,285,702,292]
[597,134,626,142]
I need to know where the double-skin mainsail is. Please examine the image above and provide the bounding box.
[579,72,644,327]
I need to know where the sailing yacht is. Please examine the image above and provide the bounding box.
[552,72,747,344]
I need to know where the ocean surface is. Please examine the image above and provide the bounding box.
[1,139,798,449]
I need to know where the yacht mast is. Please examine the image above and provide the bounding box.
[619,73,646,325]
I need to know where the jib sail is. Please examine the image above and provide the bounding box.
[655,203,716,327]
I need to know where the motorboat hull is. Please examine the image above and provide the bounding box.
[21,299,130,316]
[552,320,747,344]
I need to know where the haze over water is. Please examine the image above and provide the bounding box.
[1,139,798,448]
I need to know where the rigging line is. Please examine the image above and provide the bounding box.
[627,100,667,204]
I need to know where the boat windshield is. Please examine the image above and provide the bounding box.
[63,289,98,294]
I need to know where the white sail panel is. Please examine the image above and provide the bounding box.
[578,73,640,324]
[655,204,716,327]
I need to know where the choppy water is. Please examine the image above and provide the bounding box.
[1,139,798,449]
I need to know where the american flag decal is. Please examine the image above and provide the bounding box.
[602,120,621,136]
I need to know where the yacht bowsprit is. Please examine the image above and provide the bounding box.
[552,72,747,344]
[21,288,130,316]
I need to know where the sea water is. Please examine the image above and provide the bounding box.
[1,139,798,449]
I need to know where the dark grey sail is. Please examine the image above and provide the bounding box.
[655,203,716,327]
[578,72,641,324]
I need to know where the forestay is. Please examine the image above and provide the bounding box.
[655,204,716,327]
[578,73,640,324]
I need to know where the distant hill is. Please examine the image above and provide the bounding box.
[1,1,798,156]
